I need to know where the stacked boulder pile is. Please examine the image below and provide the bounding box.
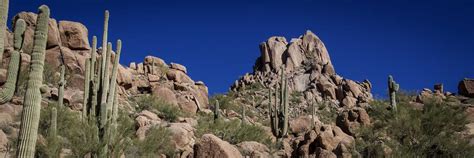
[0,12,209,115]
[232,30,373,114]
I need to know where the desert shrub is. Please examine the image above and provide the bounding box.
[125,126,175,157]
[135,95,183,122]
[108,111,136,157]
[314,101,338,124]
[210,94,239,112]
[38,102,135,157]
[196,113,270,145]
[356,98,474,157]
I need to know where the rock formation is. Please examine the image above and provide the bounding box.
[1,12,209,116]
[232,30,373,116]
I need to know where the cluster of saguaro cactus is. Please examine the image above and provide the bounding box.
[388,75,399,111]
[81,10,122,157]
[268,66,289,139]
[16,5,50,158]
[0,18,25,104]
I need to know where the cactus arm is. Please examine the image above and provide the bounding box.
[106,40,121,113]
[90,36,97,80]
[282,74,289,137]
[100,10,109,81]
[0,0,8,63]
[13,19,26,50]
[99,42,112,129]
[91,56,101,118]
[17,5,50,158]
[0,19,25,104]
[83,59,90,119]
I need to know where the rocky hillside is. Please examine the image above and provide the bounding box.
[0,4,473,158]
[1,11,209,115]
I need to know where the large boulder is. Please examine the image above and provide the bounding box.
[336,107,370,136]
[194,134,242,158]
[459,78,474,97]
[12,12,61,53]
[237,141,270,158]
[168,123,195,153]
[59,21,90,50]
[151,87,178,106]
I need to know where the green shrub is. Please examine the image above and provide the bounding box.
[38,102,135,157]
[196,113,270,145]
[135,95,183,122]
[357,98,474,157]
[125,126,175,157]
[210,94,239,112]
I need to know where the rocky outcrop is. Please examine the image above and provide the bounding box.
[231,30,372,117]
[459,78,474,97]
[296,120,355,157]
[4,12,209,115]
[336,107,370,136]
[194,134,242,158]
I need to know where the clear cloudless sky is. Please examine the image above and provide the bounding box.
[9,0,474,98]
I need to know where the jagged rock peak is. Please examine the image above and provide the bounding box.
[254,30,333,75]
[232,30,372,109]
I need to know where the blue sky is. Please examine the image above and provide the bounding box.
[10,0,474,98]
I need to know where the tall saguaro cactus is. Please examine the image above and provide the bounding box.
[0,0,9,63]
[17,5,50,158]
[214,101,220,120]
[268,66,289,139]
[0,18,25,103]
[58,65,65,107]
[388,75,399,111]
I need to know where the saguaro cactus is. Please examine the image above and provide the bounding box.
[268,66,289,139]
[17,5,50,158]
[0,0,9,63]
[214,101,220,120]
[388,75,399,111]
[80,10,123,157]
[0,19,25,104]
[58,65,65,107]
[50,107,57,138]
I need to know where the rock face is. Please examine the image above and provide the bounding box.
[194,134,242,158]
[231,30,372,118]
[459,78,474,97]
